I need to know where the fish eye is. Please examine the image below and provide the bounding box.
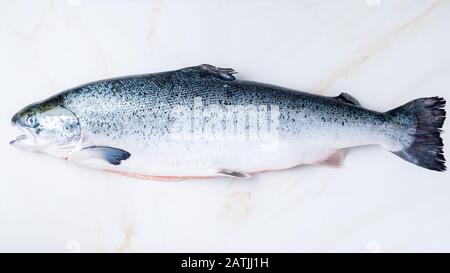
[26,115,37,127]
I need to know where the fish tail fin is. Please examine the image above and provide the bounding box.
[386,97,446,171]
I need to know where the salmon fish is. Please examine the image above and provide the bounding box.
[10,64,446,180]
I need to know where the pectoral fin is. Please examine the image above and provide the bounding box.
[80,146,131,165]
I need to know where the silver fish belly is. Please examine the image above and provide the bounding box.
[10,64,446,179]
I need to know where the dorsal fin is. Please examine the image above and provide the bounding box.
[180,64,237,81]
[334,92,360,106]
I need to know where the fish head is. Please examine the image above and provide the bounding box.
[10,97,81,157]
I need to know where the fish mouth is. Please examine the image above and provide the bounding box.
[10,125,37,146]
[10,134,27,145]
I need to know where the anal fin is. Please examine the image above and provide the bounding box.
[318,150,346,168]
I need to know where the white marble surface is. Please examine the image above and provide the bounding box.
[1,0,449,252]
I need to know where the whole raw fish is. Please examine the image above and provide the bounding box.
[10,64,446,180]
